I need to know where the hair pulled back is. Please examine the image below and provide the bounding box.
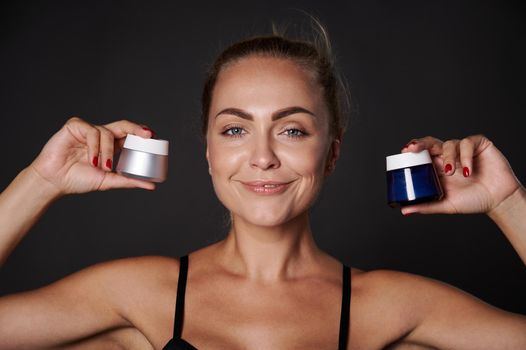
[201,21,350,139]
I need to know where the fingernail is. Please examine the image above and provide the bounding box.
[463,167,470,177]
[444,163,452,173]
[143,127,156,138]
[402,211,414,216]
[106,159,112,169]
[403,140,417,149]
[92,156,98,167]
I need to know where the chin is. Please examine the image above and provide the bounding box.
[241,213,289,227]
[233,204,303,228]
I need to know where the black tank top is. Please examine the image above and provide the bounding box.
[162,255,351,350]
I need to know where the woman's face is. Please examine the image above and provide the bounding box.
[206,56,339,227]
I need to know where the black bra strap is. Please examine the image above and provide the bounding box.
[338,264,351,350]
[173,255,189,338]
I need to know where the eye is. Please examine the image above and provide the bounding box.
[222,126,246,138]
[283,128,307,138]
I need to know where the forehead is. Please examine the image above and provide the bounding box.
[211,56,324,112]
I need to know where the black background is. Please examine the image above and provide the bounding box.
[1,0,525,314]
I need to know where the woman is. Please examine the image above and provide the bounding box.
[0,31,525,349]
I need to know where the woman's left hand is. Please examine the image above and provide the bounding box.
[400,135,522,215]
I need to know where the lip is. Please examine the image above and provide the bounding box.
[239,180,294,195]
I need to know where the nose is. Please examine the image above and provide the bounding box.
[249,137,280,170]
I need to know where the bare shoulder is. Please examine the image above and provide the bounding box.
[352,268,454,294]
[79,256,182,348]
[350,268,472,325]
[348,269,432,347]
[84,255,180,284]
[82,255,181,311]
[351,268,507,318]
[349,269,526,349]
[347,268,451,348]
[0,256,181,349]
[57,255,181,300]
[87,254,180,272]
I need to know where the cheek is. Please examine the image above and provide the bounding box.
[278,140,329,175]
[207,141,245,177]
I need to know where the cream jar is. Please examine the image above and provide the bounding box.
[386,149,443,207]
[116,134,169,183]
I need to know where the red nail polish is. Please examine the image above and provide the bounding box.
[106,159,112,169]
[403,140,417,148]
[143,127,156,137]
[463,167,470,177]
[444,163,452,173]
[92,156,98,167]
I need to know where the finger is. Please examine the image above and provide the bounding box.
[459,134,490,177]
[401,199,456,215]
[441,139,460,176]
[64,117,101,167]
[99,172,156,191]
[141,126,156,138]
[86,127,101,167]
[401,139,419,152]
[401,136,443,156]
[95,126,115,172]
[459,138,474,177]
[103,120,155,139]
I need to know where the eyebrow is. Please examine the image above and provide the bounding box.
[215,106,316,121]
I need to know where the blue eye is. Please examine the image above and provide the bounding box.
[284,128,306,138]
[223,127,245,137]
[221,126,306,138]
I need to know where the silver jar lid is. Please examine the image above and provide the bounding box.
[122,134,168,155]
[116,134,169,183]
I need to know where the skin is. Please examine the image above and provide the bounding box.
[0,55,525,349]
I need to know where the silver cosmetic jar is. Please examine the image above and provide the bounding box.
[116,134,169,183]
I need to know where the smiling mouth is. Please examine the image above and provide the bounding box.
[239,180,294,195]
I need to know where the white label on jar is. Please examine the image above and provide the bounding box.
[404,168,416,201]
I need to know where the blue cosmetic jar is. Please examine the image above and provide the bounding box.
[386,150,443,207]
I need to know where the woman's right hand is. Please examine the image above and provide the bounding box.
[29,117,156,196]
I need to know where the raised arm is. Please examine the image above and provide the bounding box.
[0,117,155,266]
[488,186,526,264]
[0,117,158,348]
[393,135,526,348]
[0,165,60,266]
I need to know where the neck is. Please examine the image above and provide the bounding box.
[219,212,322,281]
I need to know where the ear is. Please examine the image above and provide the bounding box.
[206,145,212,175]
[325,134,342,176]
